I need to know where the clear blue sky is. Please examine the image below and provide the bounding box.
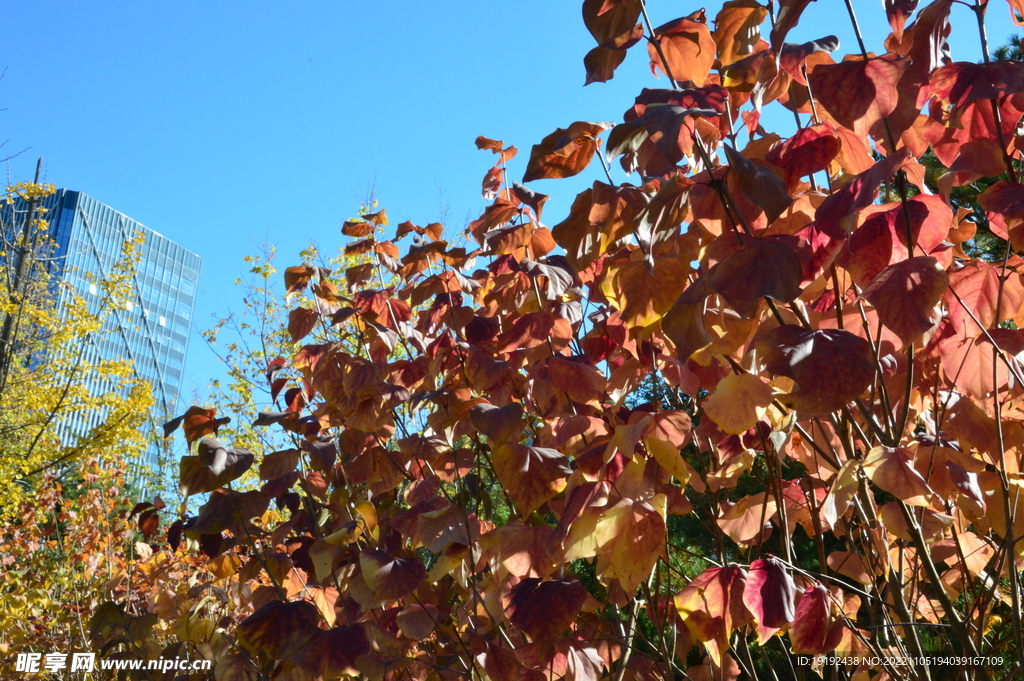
[1,0,1011,403]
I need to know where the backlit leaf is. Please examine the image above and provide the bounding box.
[789,584,844,654]
[703,374,775,435]
[863,446,934,506]
[862,256,948,346]
[523,122,611,182]
[742,556,797,643]
[674,565,751,666]
[649,17,717,85]
[809,55,910,136]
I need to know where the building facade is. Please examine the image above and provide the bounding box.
[25,189,200,466]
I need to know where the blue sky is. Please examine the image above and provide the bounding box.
[1,0,1012,403]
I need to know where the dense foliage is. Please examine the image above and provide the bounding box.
[0,182,153,515]
[8,0,1024,679]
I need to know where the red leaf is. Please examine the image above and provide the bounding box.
[862,256,948,346]
[674,565,752,666]
[813,149,911,239]
[885,0,919,42]
[790,584,844,654]
[809,54,911,136]
[837,194,952,287]
[742,556,797,643]
[764,123,841,191]
[506,578,588,640]
[929,60,1024,110]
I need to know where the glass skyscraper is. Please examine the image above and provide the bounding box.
[20,189,201,465]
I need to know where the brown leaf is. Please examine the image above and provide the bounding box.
[723,144,793,223]
[190,489,269,535]
[237,600,320,660]
[284,264,317,295]
[288,307,320,343]
[289,625,369,678]
[758,325,874,414]
[469,402,525,445]
[359,549,426,601]
[770,0,817,52]
[167,405,231,446]
[179,438,254,496]
[523,122,611,182]
[584,23,645,85]
[582,0,642,44]
[708,236,803,318]
[396,605,440,640]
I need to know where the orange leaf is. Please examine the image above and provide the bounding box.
[713,0,769,67]
[522,122,610,182]
[492,444,571,518]
[703,374,775,435]
[648,17,717,86]
[863,446,934,506]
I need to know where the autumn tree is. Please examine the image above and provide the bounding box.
[0,180,154,515]
[73,1,1024,680]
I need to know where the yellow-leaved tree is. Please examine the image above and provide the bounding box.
[0,178,156,658]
